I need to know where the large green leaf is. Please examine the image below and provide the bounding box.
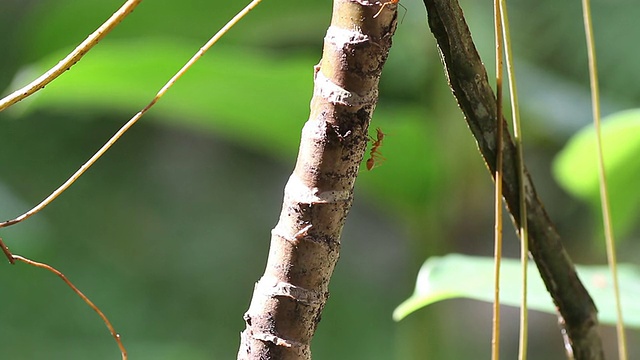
[20,0,329,62]
[553,109,640,237]
[7,39,314,158]
[394,254,640,328]
[5,38,444,219]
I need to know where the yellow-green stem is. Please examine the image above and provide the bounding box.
[492,1,504,359]
[0,0,143,112]
[498,1,528,359]
[581,1,627,359]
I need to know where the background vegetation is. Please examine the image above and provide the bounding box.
[0,0,638,358]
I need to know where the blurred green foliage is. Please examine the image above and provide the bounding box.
[395,254,640,328]
[554,109,640,240]
[0,0,638,359]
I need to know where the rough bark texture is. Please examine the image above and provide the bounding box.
[237,1,398,359]
[422,0,604,358]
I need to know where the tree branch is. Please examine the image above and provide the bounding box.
[237,1,398,359]
[421,0,604,358]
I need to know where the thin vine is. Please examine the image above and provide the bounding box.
[12,255,128,359]
[491,0,505,359]
[0,0,263,230]
[1,0,264,357]
[0,0,142,112]
[581,0,627,358]
[497,1,528,359]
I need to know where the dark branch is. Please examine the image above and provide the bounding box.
[421,0,604,358]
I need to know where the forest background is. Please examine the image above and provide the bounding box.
[0,0,638,359]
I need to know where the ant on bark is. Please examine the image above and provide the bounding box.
[366,127,386,170]
[373,0,402,18]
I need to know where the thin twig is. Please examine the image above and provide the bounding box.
[0,0,143,112]
[12,255,127,360]
[491,1,504,359]
[497,2,528,359]
[0,0,263,230]
[0,237,15,264]
[581,1,627,359]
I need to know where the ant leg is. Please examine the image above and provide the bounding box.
[373,0,398,18]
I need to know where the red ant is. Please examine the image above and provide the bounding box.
[366,127,386,170]
[373,0,401,18]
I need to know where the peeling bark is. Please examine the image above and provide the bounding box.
[237,1,398,359]
[422,0,604,358]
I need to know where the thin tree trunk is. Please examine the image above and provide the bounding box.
[237,1,398,359]
[422,0,604,358]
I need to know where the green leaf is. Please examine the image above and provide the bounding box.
[553,109,640,237]
[20,0,329,61]
[6,38,445,220]
[8,39,313,158]
[394,254,640,328]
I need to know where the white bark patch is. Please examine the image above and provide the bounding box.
[314,70,376,107]
[251,331,302,349]
[284,174,351,204]
[324,25,370,47]
[271,224,312,244]
[255,275,323,306]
